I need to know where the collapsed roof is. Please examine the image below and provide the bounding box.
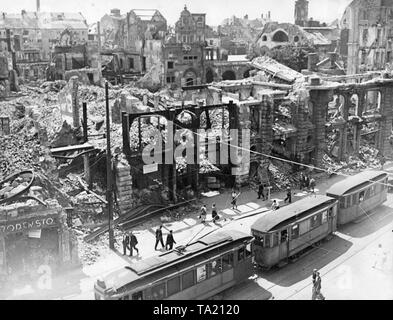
[250,56,304,83]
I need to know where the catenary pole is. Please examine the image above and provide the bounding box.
[105,81,115,249]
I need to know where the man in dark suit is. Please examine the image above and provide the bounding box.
[165,230,176,251]
[129,231,139,256]
[155,225,165,250]
[122,232,130,255]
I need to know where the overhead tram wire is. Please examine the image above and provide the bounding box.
[169,119,393,191]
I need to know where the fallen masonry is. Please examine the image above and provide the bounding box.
[0,55,392,275]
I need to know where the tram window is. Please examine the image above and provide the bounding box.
[196,265,207,283]
[299,220,309,235]
[182,270,195,290]
[132,291,143,300]
[339,198,346,209]
[222,253,234,271]
[370,185,376,197]
[311,214,322,229]
[245,244,252,257]
[151,283,166,300]
[359,191,365,202]
[238,247,245,261]
[365,188,370,200]
[352,194,357,205]
[322,211,328,223]
[280,230,288,243]
[208,258,222,277]
[291,225,299,239]
[272,233,279,247]
[167,276,181,296]
[123,294,129,300]
[328,208,333,218]
[265,234,271,248]
[254,235,264,246]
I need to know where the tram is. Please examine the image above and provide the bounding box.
[94,230,253,300]
[326,171,388,226]
[251,195,338,268]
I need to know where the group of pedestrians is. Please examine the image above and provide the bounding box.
[121,226,178,257]
[300,173,316,193]
[122,231,139,257]
[199,204,220,224]
[154,225,177,251]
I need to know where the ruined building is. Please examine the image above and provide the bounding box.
[0,8,89,81]
[341,0,393,74]
[218,12,272,55]
[295,0,309,27]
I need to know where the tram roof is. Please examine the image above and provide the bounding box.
[251,195,336,233]
[326,171,387,197]
[99,230,252,292]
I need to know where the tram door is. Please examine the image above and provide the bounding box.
[279,229,289,260]
[328,206,337,233]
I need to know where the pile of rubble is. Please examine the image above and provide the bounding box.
[268,159,297,191]
[322,145,382,173]
[0,133,55,179]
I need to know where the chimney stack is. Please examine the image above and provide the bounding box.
[308,53,319,72]
[36,0,40,13]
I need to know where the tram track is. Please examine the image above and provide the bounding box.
[283,220,393,300]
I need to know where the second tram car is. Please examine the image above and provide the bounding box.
[251,195,338,268]
[326,171,388,226]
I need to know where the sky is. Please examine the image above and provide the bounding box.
[3,0,353,26]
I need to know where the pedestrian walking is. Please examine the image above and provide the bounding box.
[154,225,165,250]
[312,269,318,284]
[304,175,310,190]
[165,230,176,251]
[257,183,266,200]
[231,190,240,210]
[271,200,280,211]
[372,244,387,269]
[129,231,139,256]
[299,173,305,191]
[122,232,130,256]
[314,272,325,300]
[212,204,219,223]
[309,178,316,193]
[199,205,207,223]
[284,187,292,204]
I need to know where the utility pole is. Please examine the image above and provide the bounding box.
[97,21,103,86]
[105,81,115,249]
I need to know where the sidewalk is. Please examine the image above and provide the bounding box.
[7,173,346,300]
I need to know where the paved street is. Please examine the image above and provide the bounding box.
[4,171,393,300]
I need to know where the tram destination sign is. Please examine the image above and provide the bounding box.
[0,214,59,235]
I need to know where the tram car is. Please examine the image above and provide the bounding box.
[326,171,388,226]
[251,195,338,268]
[94,230,253,300]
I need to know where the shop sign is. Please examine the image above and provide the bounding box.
[28,229,42,239]
[0,215,58,235]
[143,163,158,174]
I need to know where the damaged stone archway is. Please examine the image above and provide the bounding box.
[222,70,236,81]
[121,101,239,203]
[204,61,254,83]
[309,80,393,167]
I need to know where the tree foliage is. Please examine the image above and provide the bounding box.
[269,45,316,72]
